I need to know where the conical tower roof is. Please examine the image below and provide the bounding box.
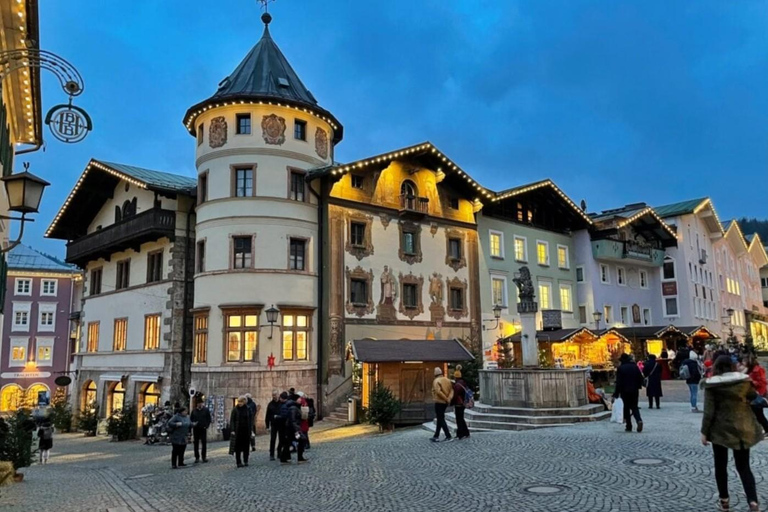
[183,13,342,142]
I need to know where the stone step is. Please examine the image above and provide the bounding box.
[459,410,611,425]
[470,402,605,417]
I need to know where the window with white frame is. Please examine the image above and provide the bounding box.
[491,276,507,307]
[537,241,549,266]
[559,284,573,313]
[36,337,54,366]
[489,231,504,259]
[664,297,678,317]
[15,278,31,296]
[12,302,31,332]
[600,264,610,284]
[620,306,629,325]
[9,337,28,367]
[603,305,613,324]
[557,245,569,269]
[576,266,585,283]
[662,257,675,280]
[578,305,587,324]
[642,308,651,325]
[639,270,648,289]
[41,279,58,296]
[38,303,57,332]
[538,282,553,310]
[617,267,626,286]
[514,236,527,262]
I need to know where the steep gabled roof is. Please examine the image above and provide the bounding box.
[747,233,768,268]
[491,179,594,226]
[46,159,196,240]
[654,197,724,236]
[183,13,342,142]
[590,203,677,245]
[723,220,749,255]
[8,244,79,273]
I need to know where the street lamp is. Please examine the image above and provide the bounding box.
[593,310,603,331]
[265,305,279,339]
[0,164,50,253]
[482,303,503,331]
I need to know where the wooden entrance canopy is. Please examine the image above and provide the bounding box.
[349,339,474,363]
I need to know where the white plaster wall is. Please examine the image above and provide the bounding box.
[85,239,173,295]
[88,183,177,234]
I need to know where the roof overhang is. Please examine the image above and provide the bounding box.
[349,339,474,363]
[491,179,594,228]
[0,0,42,147]
[594,207,678,247]
[693,199,725,237]
[724,221,750,256]
[747,234,768,268]
[503,327,597,343]
[183,94,344,144]
[308,141,494,205]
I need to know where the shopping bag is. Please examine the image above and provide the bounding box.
[610,398,624,423]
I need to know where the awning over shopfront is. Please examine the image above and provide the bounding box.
[99,374,124,382]
[130,374,161,383]
[600,325,719,341]
[502,327,597,343]
[349,339,473,363]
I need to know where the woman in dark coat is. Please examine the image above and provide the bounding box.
[229,396,254,468]
[642,354,663,409]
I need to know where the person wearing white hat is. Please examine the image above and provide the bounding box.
[431,367,454,442]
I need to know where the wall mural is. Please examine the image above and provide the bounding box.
[398,272,424,320]
[428,272,445,323]
[208,116,228,148]
[445,228,467,272]
[377,265,398,322]
[445,276,469,320]
[261,113,286,145]
[345,266,374,317]
[345,211,374,260]
[398,220,423,265]
[315,127,329,159]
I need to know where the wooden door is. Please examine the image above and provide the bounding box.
[399,367,426,422]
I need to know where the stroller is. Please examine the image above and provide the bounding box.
[145,408,172,445]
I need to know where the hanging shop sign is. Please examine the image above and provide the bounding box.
[45,101,92,143]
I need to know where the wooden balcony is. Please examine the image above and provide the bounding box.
[66,208,176,266]
[398,194,429,218]
[591,239,665,267]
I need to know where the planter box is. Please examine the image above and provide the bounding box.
[479,368,589,408]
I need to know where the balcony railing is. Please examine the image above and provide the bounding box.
[591,239,665,267]
[66,208,176,265]
[398,194,429,216]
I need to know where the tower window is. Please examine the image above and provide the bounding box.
[294,119,307,141]
[197,123,203,146]
[236,113,251,135]
[233,236,253,269]
[233,167,254,197]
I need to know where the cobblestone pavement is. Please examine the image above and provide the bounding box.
[2,396,766,512]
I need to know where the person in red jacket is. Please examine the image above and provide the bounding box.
[451,366,470,440]
[743,355,768,435]
[296,392,312,450]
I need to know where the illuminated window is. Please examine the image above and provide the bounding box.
[108,381,125,415]
[537,241,549,265]
[87,322,99,352]
[36,338,54,364]
[9,337,27,366]
[539,282,552,309]
[557,245,569,269]
[282,312,310,361]
[492,277,507,307]
[559,284,573,312]
[193,314,208,364]
[514,236,527,262]
[226,311,259,363]
[489,231,503,258]
[113,318,127,351]
[144,314,161,350]
[0,385,23,412]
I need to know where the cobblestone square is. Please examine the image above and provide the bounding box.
[3,385,768,512]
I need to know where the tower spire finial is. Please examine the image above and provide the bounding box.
[258,0,275,26]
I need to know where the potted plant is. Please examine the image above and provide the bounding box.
[0,409,37,482]
[365,382,401,432]
[78,405,99,436]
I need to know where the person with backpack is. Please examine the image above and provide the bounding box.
[613,353,644,432]
[701,355,762,512]
[451,366,471,440]
[742,354,768,436]
[265,390,282,461]
[167,407,191,469]
[642,354,663,409]
[37,419,54,464]
[679,349,703,412]
[431,366,454,442]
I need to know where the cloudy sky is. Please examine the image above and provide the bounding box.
[23,1,768,256]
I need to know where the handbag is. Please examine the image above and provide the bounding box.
[643,361,659,388]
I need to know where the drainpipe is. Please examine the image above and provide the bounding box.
[308,177,324,420]
[180,198,195,404]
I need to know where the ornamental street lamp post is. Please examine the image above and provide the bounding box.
[0,162,49,252]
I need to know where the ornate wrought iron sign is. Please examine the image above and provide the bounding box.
[45,101,92,143]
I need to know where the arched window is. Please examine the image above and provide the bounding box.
[114,206,122,223]
[82,380,97,412]
[25,383,50,408]
[0,384,23,412]
[122,197,138,219]
[401,180,417,198]
[108,381,126,415]
[138,382,161,427]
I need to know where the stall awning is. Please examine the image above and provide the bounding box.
[503,327,597,343]
[349,339,473,363]
[600,324,719,341]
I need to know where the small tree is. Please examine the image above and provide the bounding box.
[365,382,401,429]
[1,409,37,474]
[78,405,99,436]
[106,403,137,441]
[49,395,73,433]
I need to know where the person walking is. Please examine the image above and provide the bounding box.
[452,366,470,440]
[276,392,292,464]
[431,366,454,442]
[742,354,768,436]
[265,390,282,461]
[296,392,312,450]
[229,396,254,468]
[37,419,54,464]
[286,396,308,463]
[701,355,762,512]
[190,400,211,463]
[643,354,663,409]
[680,350,703,412]
[613,353,644,432]
[245,393,259,452]
[168,407,191,469]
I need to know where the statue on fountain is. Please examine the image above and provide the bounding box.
[512,266,538,314]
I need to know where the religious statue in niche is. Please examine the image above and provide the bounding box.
[632,304,641,325]
[428,272,445,323]
[377,265,398,322]
[315,127,329,159]
[261,113,286,145]
[208,116,228,148]
[512,266,538,314]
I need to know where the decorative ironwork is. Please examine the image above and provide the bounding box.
[44,101,91,143]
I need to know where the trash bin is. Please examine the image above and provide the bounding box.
[348,397,358,423]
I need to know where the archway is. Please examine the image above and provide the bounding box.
[0,384,23,412]
[82,380,97,411]
[25,383,50,408]
[137,382,161,427]
[107,381,125,416]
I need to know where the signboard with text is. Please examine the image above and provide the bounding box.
[662,282,677,296]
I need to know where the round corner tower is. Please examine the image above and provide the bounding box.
[183,12,342,423]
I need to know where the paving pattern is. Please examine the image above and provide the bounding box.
[1,387,766,512]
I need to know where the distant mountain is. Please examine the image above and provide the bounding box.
[738,218,768,243]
